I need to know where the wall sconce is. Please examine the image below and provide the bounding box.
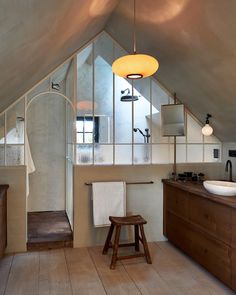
[202,114,213,136]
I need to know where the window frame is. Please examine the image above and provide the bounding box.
[76,116,99,144]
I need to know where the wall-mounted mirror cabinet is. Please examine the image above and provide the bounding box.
[161,104,185,136]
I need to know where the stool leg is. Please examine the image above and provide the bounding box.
[140,224,152,264]
[103,224,114,255]
[110,225,121,269]
[134,225,140,252]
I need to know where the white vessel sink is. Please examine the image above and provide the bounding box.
[203,180,236,196]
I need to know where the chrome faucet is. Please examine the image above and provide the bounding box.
[225,160,233,182]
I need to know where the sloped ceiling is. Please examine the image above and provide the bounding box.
[106,0,236,142]
[0,0,118,113]
[1,0,236,142]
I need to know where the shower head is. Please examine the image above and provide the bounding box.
[51,82,60,91]
[133,127,145,136]
[120,88,139,102]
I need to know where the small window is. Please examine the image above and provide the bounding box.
[76,116,99,143]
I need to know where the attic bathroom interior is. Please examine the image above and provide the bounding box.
[1,0,236,294]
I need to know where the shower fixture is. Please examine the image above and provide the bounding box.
[133,127,150,143]
[120,88,139,102]
[16,116,24,121]
[51,82,60,91]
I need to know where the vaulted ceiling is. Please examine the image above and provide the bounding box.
[1,0,236,141]
[0,0,118,112]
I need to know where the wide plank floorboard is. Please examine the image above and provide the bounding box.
[4,252,39,295]
[65,247,106,295]
[0,255,13,295]
[122,260,174,295]
[88,246,141,295]
[0,242,235,295]
[155,242,235,295]
[39,249,72,295]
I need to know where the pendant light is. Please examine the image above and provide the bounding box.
[202,114,213,136]
[112,0,159,79]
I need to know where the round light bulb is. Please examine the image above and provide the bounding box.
[202,124,213,136]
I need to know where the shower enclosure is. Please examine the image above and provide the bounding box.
[26,60,75,232]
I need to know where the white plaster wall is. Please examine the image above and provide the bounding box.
[27,94,66,212]
[73,163,221,248]
[0,166,27,253]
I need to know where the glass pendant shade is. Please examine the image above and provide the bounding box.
[112,54,159,79]
[202,124,213,136]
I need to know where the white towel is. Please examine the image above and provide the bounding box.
[25,134,36,196]
[92,182,126,227]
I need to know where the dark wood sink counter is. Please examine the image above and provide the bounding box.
[162,179,236,208]
[163,179,236,291]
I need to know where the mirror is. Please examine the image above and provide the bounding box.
[161,104,185,136]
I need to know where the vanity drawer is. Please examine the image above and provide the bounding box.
[231,210,236,248]
[166,212,192,254]
[166,212,231,287]
[189,226,231,287]
[231,250,236,291]
[165,185,189,219]
[189,193,231,244]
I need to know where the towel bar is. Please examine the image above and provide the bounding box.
[85,181,154,186]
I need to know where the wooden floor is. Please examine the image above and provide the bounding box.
[27,211,73,250]
[0,242,234,295]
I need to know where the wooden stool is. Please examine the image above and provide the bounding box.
[102,215,152,269]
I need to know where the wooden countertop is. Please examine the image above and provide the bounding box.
[162,179,236,208]
[0,185,9,199]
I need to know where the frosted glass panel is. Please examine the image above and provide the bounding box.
[115,145,132,164]
[66,103,74,145]
[94,35,113,144]
[76,144,93,165]
[187,114,203,143]
[67,143,74,160]
[151,80,168,143]
[6,145,24,165]
[152,144,170,164]
[133,79,151,144]
[115,75,132,143]
[27,78,50,103]
[0,114,5,144]
[6,100,24,144]
[176,144,187,163]
[77,44,93,117]
[66,159,73,227]
[94,144,113,165]
[0,145,4,165]
[204,144,221,162]
[187,144,203,162]
[65,59,75,102]
[134,144,151,164]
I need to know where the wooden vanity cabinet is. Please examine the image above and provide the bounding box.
[163,180,236,291]
[0,185,8,259]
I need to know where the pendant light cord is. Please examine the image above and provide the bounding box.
[133,0,136,54]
